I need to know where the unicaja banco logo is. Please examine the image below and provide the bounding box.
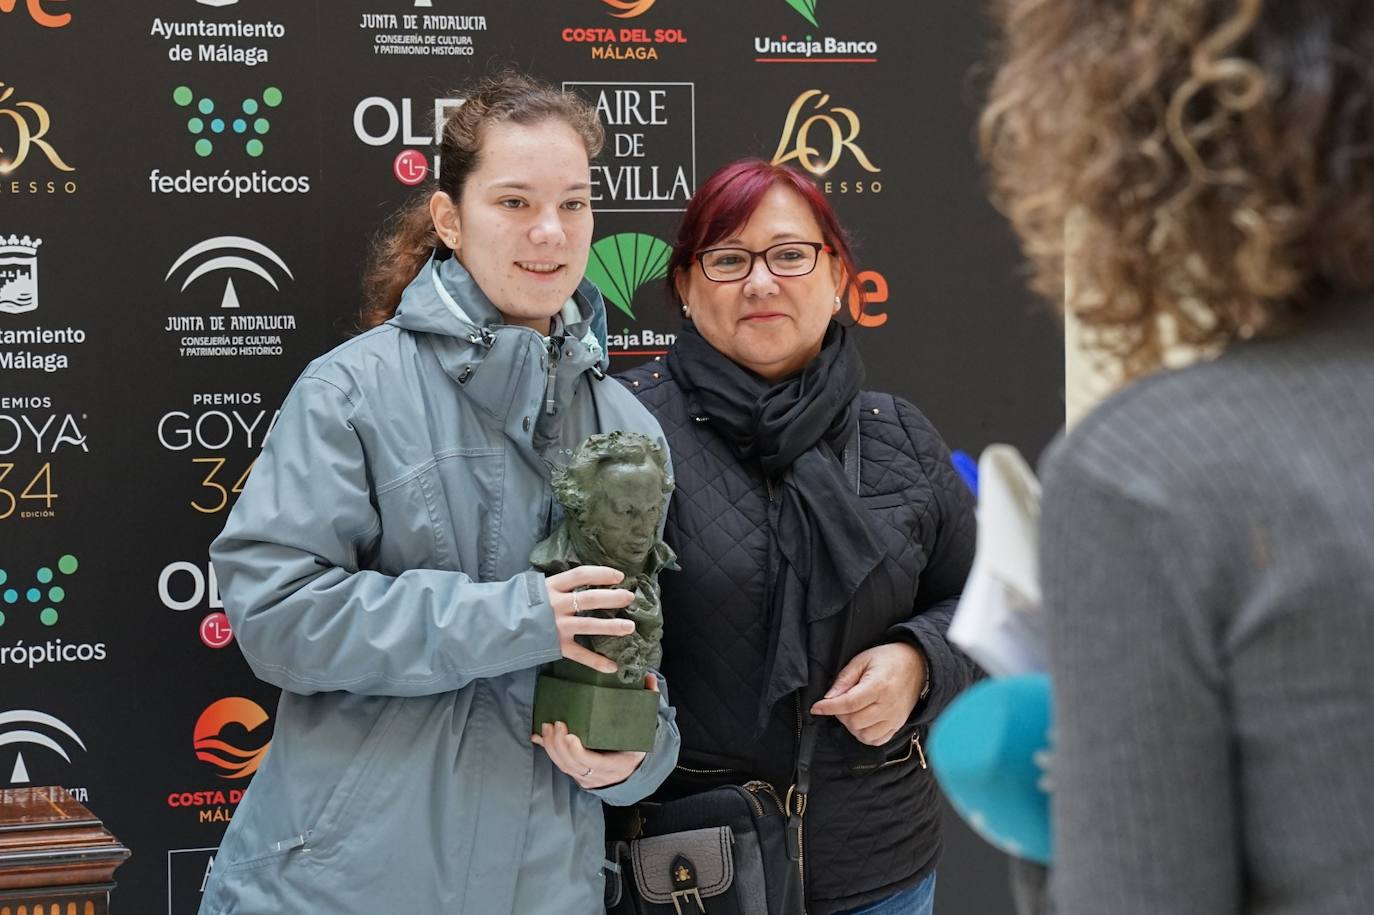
[1,709,84,784]
[194,697,271,779]
[0,235,40,315]
[772,89,880,177]
[0,554,77,628]
[173,85,282,158]
[603,0,656,17]
[166,236,293,310]
[785,0,818,26]
[0,82,74,174]
[585,234,670,320]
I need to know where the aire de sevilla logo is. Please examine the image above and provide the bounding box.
[604,0,655,17]
[194,697,271,779]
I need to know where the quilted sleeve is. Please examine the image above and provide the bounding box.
[887,396,981,726]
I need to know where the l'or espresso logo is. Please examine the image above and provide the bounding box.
[755,0,879,64]
[0,83,77,196]
[150,3,286,68]
[353,95,465,186]
[163,236,299,358]
[771,89,882,195]
[358,7,487,59]
[566,82,694,212]
[585,233,676,358]
[0,0,71,28]
[168,698,272,824]
[0,236,88,372]
[562,0,686,61]
[0,397,87,523]
[150,85,311,198]
[156,393,276,518]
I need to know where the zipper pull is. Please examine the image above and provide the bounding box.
[543,342,559,416]
[914,733,928,770]
[766,476,775,502]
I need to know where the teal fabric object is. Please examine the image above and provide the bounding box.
[928,674,1052,864]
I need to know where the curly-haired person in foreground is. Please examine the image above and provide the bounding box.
[981,1,1374,913]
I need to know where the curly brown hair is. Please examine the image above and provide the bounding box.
[981,0,1374,377]
[359,71,604,329]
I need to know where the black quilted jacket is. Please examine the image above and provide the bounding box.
[618,358,979,914]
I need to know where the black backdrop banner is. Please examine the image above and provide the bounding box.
[1,1,1061,912]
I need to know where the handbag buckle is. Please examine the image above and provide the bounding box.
[670,888,705,915]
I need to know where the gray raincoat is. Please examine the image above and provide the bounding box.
[200,255,680,914]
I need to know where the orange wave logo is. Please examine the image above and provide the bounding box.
[602,0,656,18]
[193,697,271,779]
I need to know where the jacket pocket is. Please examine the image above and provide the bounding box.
[219,695,406,880]
[298,694,407,865]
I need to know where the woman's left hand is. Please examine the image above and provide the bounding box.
[810,643,926,746]
[532,674,657,789]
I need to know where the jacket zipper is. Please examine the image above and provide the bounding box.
[742,780,785,818]
[789,694,808,914]
[543,339,559,415]
[674,764,734,776]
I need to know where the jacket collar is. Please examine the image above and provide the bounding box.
[387,253,608,426]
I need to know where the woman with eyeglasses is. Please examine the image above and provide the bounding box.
[617,159,978,915]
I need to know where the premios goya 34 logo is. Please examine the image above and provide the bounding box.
[0,404,87,521]
[0,82,76,195]
[771,89,881,195]
[195,697,271,779]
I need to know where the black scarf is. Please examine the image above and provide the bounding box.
[667,321,885,732]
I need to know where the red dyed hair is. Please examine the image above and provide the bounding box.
[666,158,862,310]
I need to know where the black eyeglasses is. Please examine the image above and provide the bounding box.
[692,241,832,282]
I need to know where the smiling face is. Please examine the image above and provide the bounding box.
[676,183,843,383]
[430,119,594,332]
[582,461,664,569]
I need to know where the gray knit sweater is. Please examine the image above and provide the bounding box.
[1038,299,1374,914]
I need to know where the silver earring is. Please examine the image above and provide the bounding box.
[833,294,842,311]
[681,304,690,318]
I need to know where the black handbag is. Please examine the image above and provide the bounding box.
[604,724,817,915]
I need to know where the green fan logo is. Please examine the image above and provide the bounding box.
[785,0,818,26]
[584,233,672,319]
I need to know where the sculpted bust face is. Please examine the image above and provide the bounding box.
[580,461,665,569]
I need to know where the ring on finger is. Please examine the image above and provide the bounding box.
[572,592,581,613]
